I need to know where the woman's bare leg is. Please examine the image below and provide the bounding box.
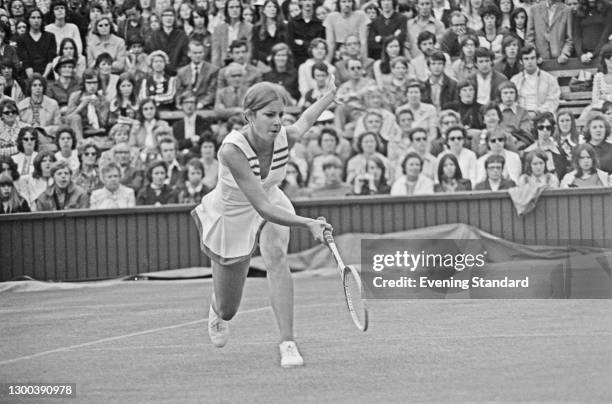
[211,259,250,321]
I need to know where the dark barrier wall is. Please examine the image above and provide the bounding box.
[2,188,612,281]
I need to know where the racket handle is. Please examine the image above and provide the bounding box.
[316,216,334,244]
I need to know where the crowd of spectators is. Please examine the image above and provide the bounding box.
[1,0,612,214]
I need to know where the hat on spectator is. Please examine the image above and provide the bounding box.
[316,110,335,123]
[54,56,76,73]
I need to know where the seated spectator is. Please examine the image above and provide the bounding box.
[66,69,111,141]
[1,61,25,103]
[90,161,136,208]
[0,99,28,156]
[388,108,414,168]
[390,152,434,195]
[468,47,507,106]
[287,0,324,67]
[322,0,368,63]
[48,37,86,80]
[409,31,452,81]
[109,73,139,126]
[0,172,30,213]
[176,158,209,204]
[346,131,393,185]
[440,11,479,59]
[280,160,309,200]
[12,127,39,176]
[583,114,612,174]
[19,150,56,208]
[176,39,218,110]
[263,43,300,102]
[510,45,560,117]
[144,7,189,72]
[95,53,120,103]
[124,35,149,83]
[35,160,89,210]
[463,0,484,32]
[117,0,150,41]
[475,129,521,183]
[494,35,522,80]
[215,64,247,117]
[334,34,374,83]
[505,9,528,44]
[353,155,392,195]
[308,155,352,198]
[572,0,612,65]
[308,127,342,188]
[407,0,445,59]
[54,127,79,172]
[437,125,477,185]
[526,0,571,63]
[477,4,504,60]
[498,0,513,30]
[72,140,102,194]
[449,34,478,82]
[560,143,611,187]
[405,127,437,179]
[443,80,484,132]
[590,45,612,110]
[422,51,457,110]
[87,15,127,73]
[335,58,376,104]
[298,62,330,109]
[398,80,438,141]
[210,0,252,67]
[383,56,410,107]
[45,0,83,56]
[353,87,401,146]
[0,155,23,196]
[472,102,516,156]
[556,111,583,167]
[172,90,212,154]
[129,98,171,157]
[251,0,287,67]
[523,112,568,180]
[158,136,184,187]
[298,38,336,97]
[196,136,217,191]
[17,8,57,79]
[18,74,61,139]
[434,153,472,192]
[108,141,140,188]
[99,123,142,169]
[373,36,403,88]
[517,150,560,188]
[217,40,262,89]
[137,160,178,205]
[188,7,212,43]
[474,154,516,190]
[432,109,462,156]
[138,50,177,110]
[46,56,81,108]
[498,80,531,137]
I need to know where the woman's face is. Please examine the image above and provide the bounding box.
[98,60,112,75]
[483,14,496,30]
[142,102,156,120]
[404,157,422,178]
[61,42,75,57]
[578,150,593,171]
[242,7,253,23]
[28,10,43,30]
[530,156,546,177]
[407,87,421,104]
[200,141,215,158]
[0,183,11,200]
[459,85,475,103]
[227,0,241,19]
[30,79,44,97]
[22,132,36,152]
[514,12,526,29]
[505,41,519,58]
[391,62,407,79]
[2,105,17,125]
[90,7,101,22]
[193,12,205,27]
[558,114,572,134]
[119,80,134,97]
[187,166,203,184]
[589,119,607,144]
[82,147,98,166]
[442,158,456,179]
[179,3,192,19]
[58,132,73,150]
[96,19,111,36]
[364,114,382,133]
[366,7,377,20]
[16,21,26,35]
[366,160,382,180]
[149,15,160,30]
[386,40,400,58]
[398,113,413,132]
[152,55,165,73]
[488,134,505,153]
[320,133,337,154]
[151,166,166,186]
[250,100,284,142]
[264,1,277,19]
[484,109,500,127]
[536,119,553,141]
[53,167,71,189]
[361,134,377,154]
[41,156,52,176]
[500,0,512,12]
[312,42,327,60]
[273,49,288,69]
[114,129,129,143]
[0,162,10,175]
[463,40,476,58]
[316,6,328,21]
[10,0,24,16]
[289,3,301,18]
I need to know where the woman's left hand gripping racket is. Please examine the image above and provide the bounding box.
[318,217,369,332]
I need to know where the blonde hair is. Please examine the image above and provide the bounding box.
[242,82,288,112]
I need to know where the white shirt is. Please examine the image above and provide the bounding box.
[90,185,136,209]
[45,22,83,54]
[476,73,492,105]
[521,71,539,111]
[184,114,198,142]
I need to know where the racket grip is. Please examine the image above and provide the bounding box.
[316,216,334,244]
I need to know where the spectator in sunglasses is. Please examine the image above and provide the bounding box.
[0,99,28,156]
[523,112,568,180]
[475,128,521,184]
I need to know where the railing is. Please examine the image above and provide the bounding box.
[2,188,611,282]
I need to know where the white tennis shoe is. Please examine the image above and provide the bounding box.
[208,302,229,348]
[279,341,304,368]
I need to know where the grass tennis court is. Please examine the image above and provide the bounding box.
[1,273,611,403]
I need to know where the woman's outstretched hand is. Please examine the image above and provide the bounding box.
[307,218,333,243]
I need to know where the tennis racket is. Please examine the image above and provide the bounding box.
[318,217,368,332]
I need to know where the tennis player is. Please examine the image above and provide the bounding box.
[191,77,337,368]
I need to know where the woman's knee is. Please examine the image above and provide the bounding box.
[260,224,290,264]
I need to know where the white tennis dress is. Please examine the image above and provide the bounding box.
[191,128,293,265]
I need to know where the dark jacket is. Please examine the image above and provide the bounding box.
[287,14,325,67]
[35,183,90,211]
[434,179,472,193]
[0,197,31,214]
[145,28,190,72]
[172,115,212,152]
[467,71,508,103]
[16,32,57,74]
[421,73,458,108]
[136,184,178,205]
[367,12,408,59]
[474,178,516,191]
[262,68,300,101]
[251,22,288,65]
